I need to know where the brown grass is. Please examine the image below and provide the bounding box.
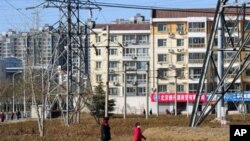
[0,114,250,141]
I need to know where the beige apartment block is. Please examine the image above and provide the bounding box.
[90,23,150,114]
[150,8,250,114]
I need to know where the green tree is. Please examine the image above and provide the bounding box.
[90,82,115,118]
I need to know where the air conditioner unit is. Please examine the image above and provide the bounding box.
[132,56,137,59]
[132,81,137,86]
[183,64,188,67]
[113,81,119,86]
[177,49,185,52]
[178,31,185,35]
[169,33,175,38]
[168,49,174,53]
[168,64,175,68]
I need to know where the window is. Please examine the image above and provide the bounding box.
[189,84,198,92]
[96,74,102,82]
[189,37,205,48]
[137,34,149,44]
[158,54,167,62]
[138,87,146,95]
[110,35,117,42]
[157,39,167,47]
[126,87,136,96]
[137,61,147,70]
[188,22,205,32]
[124,48,136,56]
[189,68,202,78]
[177,54,184,62]
[176,69,184,77]
[96,49,101,56]
[96,61,101,69]
[245,84,250,91]
[158,23,167,32]
[176,23,184,32]
[109,61,118,68]
[109,74,118,81]
[137,48,148,56]
[189,53,205,63]
[109,48,117,55]
[125,61,136,70]
[95,35,101,42]
[177,39,184,46]
[137,74,146,83]
[158,85,167,92]
[177,85,184,92]
[158,69,168,79]
[109,88,119,95]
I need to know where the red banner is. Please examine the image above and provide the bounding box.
[150,92,206,103]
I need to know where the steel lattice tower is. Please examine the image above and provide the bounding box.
[190,0,250,127]
[41,0,100,125]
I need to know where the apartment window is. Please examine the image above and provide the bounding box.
[137,74,146,83]
[124,48,136,56]
[189,84,198,92]
[158,85,167,92]
[188,22,205,32]
[158,54,168,62]
[109,88,119,95]
[177,85,184,92]
[137,48,148,56]
[109,74,118,81]
[96,49,101,56]
[109,61,118,68]
[176,69,184,77]
[138,87,146,96]
[110,35,117,42]
[125,61,136,70]
[177,39,184,46]
[176,23,184,32]
[137,61,147,70]
[109,48,117,55]
[158,69,168,79]
[158,23,167,32]
[126,87,136,96]
[96,74,102,82]
[95,35,101,42]
[177,54,184,62]
[137,34,149,44]
[189,68,202,79]
[157,39,167,47]
[96,61,101,69]
[189,53,205,63]
[189,37,205,48]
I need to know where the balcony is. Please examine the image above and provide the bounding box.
[189,43,205,48]
[188,28,205,32]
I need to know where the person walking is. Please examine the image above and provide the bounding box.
[133,122,146,141]
[101,117,111,141]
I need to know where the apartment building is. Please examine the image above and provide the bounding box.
[150,8,250,114]
[90,16,150,114]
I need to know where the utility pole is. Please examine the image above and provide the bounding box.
[156,70,159,116]
[146,62,149,119]
[124,63,127,119]
[105,25,110,117]
[175,75,177,116]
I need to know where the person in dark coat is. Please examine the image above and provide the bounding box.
[101,117,111,141]
[133,122,146,141]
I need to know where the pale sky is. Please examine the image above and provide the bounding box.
[0,0,222,32]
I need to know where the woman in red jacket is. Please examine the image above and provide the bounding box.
[133,122,146,141]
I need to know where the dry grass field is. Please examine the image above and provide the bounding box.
[0,113,249,141]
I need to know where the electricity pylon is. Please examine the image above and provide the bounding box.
[190,0,250,127]
[39,0,100,125]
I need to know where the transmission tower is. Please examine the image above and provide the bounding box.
[38,0,100,125]
[190,0,250,127]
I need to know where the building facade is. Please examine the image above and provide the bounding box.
[90,16,150,114]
